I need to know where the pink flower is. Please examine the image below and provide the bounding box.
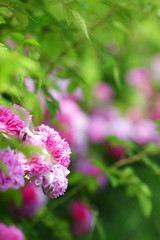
[75,159,101,176]
[14,182,47,217]
[35,165,70,198]
[93,82,114,102]
[0,106,27,138]
[56,98,89,155]
[132,119,158,145]
[36,124,71,168]
[0,148,24,191]
[106,143,125,160]
[26,154,51,177]
[126,68,149,86]
[126,68,153,97]
[18,131,51,177]
[24,77,35,92]
[75,158,108,188]
[0,223,25,240]
[107,118,134,140]
[126,108,143,123]
[88,114,108,143]
[69,200,94,236]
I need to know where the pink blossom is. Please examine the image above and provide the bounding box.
[131,119,158,145]
[24,77,35,92]
[0,223,25,240]
[94,107,120,121]
[26,154,51,177]
[75,159,101,176]
[88,114,108,143]
[93,82,114,102]
[69,200,94,236]
[56,98,89,155]
[6,39,17,49]
[24,46,29,55]
[35,165,70,198]
[126,68,149,86]
[0,148,24,191]
[49,79,70,102]
[107,117,134,140]
[126,68,153,97]
[106,143,125,160]
[75,158,108,188]
[19,130,51,177]
[36,124,71,167]
[150,107,160,120]
[57,98,81,123]
[14,182,47,217]
[126,108,143,123]
[0,106,29,138]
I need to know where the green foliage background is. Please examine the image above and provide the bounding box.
[1,0,160,239]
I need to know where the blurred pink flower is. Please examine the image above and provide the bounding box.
[69,200,94,236]
[93,82,114,102]
[126,108,143,123]
[14,182,47,217]
[75,159,101,176]
[106,143,125,160]
[126,68,153,97]
[24,77,35,92]
[0,223,24,240]
[150,107,160,121]
[75,158,108,188]
[0,148,24,191]
[24,46,29,55]
[56,98,89,154]
[88,114,108,143]
[107,117,134,140]
[132,119,158,145]
[94,107,120,121]
[126,68,149,86]
[6,39,17,49]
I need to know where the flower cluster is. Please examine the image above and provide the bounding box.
[0,223,25,240]
[0,105,71,198]
[13,182,47,217]
[69,200,94,236]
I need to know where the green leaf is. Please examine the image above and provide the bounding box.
[69,172,86,184]
[96,219,106,240]
[0,16,6,24]
[63,5,72,25]
[24,38,40,49]
[0,0,30,28]
[142,156,160,175]
[67,81,78,94]
[13,10,29,28]
[138,193,152,218]
[71,10,91,42]
[46,99,57,118]
[11,32,25,41]
[7,189,22,208]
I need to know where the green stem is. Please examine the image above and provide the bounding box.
[112,150,148,168]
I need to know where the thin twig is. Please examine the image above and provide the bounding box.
[112,150,148,168]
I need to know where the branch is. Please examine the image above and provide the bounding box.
[112,150,148,168]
